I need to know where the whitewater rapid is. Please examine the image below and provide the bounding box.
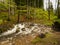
[0,23,52,37]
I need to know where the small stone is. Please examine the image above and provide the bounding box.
[39,33,46,38]
[29,23,35,26]
[21,28,26,31]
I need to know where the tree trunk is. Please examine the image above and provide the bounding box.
[17,6,20,23]
[48,0,50,20]
[57,0,60,18]
[8,0,11,21]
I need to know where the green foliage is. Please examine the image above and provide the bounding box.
[34,8,48,20]
[55,19,60,23]
[0,0,58,33]
[0,3,7,10]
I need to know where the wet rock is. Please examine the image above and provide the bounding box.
[21,28,26,31]
[29,23,35,26]
[38,33,46,38]
[16,26,20,33]
[16,29,20,33]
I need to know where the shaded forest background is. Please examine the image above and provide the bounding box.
[0,0,60,33]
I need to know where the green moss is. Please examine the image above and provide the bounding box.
[32,37,41,44]
[32,33,53,44]
[0,19,3,24]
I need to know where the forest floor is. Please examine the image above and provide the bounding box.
[0,31,60,45]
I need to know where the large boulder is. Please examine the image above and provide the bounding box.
[53,21,60,31]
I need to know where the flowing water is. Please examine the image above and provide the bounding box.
[0,23,52,37]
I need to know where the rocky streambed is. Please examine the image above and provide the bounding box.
[0,23,52,37]
[0,23,52,45]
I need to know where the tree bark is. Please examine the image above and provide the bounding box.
[57,0,60,18]
[8,0,11,21]
[17,6,20,23]
[48,0,50,20]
